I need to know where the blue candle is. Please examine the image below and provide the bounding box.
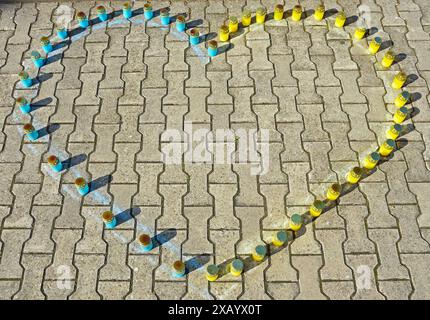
[144,3,153,19]
[97,6,108,22]
[102,211,117,229]
[40,37,53,54]
[138,234,153,252]
[123,3,132,19]
[189,28,200,45]
[77,12,89,28]
[172,261,186,278]
[75,177,90,195]
[56,26,68,39]
[19,71,32,88]
[176,15,186,32]
[160,8,170,25]
[208,40,218,57]
[31,51,45,68]
[48,155,63,172]
[16,97,31,114]
[24,124,38,141]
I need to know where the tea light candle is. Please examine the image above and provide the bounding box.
[76,12,89,28]
[335,12,346,28]
[326,183,341,201]
[123,2,132,19]
[138,234,153,252]
[386,123,403,140]
[368,36,382,54]
[379,139,396,157]
[242,9,252,27]
[208,40,218,57]
[102,210,116,229]
[230,259,244,276]
[274,4,284,21]
[362,152,380,170]
[392,72,407,90]
[23,123,38,141]
[206,264,219,282]
[272,230,287,246]
[97,6,108,22]
[289,214,303,231]
[172,260,186,278]
[314,3,325,21]
[176,15,186,32]
[189,28,200,45]
[346,167,362,184]
[394,91,410,108]
[393,106,408,124]
[309,200,325,218]
[219,24,229,42]
[75,177,89,195]
[252,245,267,262]
[256,7,267,24]
[228,16,239,33]
[19,71,32,88]
[16,97,31,114]
[292,5,302,22]
[47,155,63,172]
[143,3,153,20]
[56,25,68,39]
[381,50,395,68]
[354,27,366,40]
[31,51,45,68]
[160,8,170,25]
[40,36,53,54]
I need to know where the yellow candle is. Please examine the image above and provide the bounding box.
[292,5,302,22]
[393,106,408,124]
[256,7,266,24]
[326,183,341,201]
[274,4,284,21]
[362,152,380,170]
[228,16,238,33]
[289,214,302,231]
[386,123,403,140]
[219,24,229,42]
[230,259,244,276]
[314,4,325,21]
[379,139,396,157]
[354,27,367,40]
[335,11,346,28]
[206,264,219,282]
[272,230,287,246]
[252,245,267,262]
[392,72,407,90]
[394,91,410,108]
[369,36,382,54]
[242,9,252,27]
[346,167,362,184]
[309,200,325,218]
[381,51,395,68]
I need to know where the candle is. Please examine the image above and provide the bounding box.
[56,25,68,39]
[252,245,267,262]
[19,71,32,88]
[362,152,380,170]
[76,12,89,28]
[230,259,244,276]
[228,16,239,33]
[23,123,38,141]
[379,139,396,157]
[75,177,89,195]
[172,260,186,278]
[242,9,252,27]
[102,210,117,229]
[40,36,53,54]
[354,27,366,40]
[346,167,362,184]
[386,123,403,140]
[208,40,218,57]
[176,15,186,32]
[256,7,266,24]
[292,5,302,22]
[123,2,132,19]
[138,234,153,252]
[309,200,325,218]
[219,24,229,42]
[394,91,410,108]
[393,107,408,124]
[160,8,170,26]
[97,6,108,22]
[392,72,407,90]
[274,4,284,21]
[381,50,395,68]
[335,11,346,28]
[206,264,219,282]
[16,97,31,114]
[143,3,153,20]
[31,50,45,68]
[314,3,325,21]
[189,28,200,45]
[369,36,382,54]
[326,183,341,201]
[289,214,303,231]
[272,230,287,246]
[47,155,63,172]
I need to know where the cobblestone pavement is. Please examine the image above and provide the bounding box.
[1,0,430,300]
